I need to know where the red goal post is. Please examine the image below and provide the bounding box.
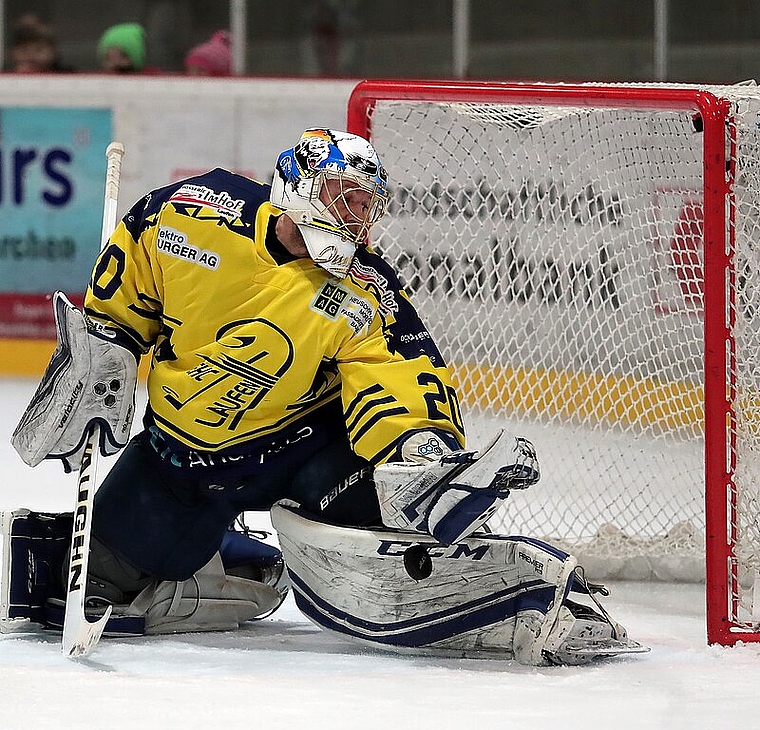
[347,79,760,646]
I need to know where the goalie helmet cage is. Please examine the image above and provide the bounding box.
[347,79,760,647]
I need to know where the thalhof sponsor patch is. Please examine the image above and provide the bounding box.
[156,226,220,270]
[310,281,376,335]
[170,184,245,221]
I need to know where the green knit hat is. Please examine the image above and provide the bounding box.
[98,23,146,71]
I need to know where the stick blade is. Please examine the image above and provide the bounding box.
[62,604,113,659]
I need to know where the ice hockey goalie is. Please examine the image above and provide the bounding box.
[0,431,648,665]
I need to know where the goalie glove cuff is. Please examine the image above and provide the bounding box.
[11,291,138,472]
[374,430,540,543]
[397,429,461,464]
[425,483,505,545]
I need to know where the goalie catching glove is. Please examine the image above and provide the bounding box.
[11,291,138,473]
[374,430,539,544]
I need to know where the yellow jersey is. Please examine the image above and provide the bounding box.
[85,169,464,465]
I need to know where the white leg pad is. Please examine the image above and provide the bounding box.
[127,553,284,634]
[270,501,648,665]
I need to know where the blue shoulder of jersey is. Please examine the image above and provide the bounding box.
[352,247,448,368]
[123,168,272,238]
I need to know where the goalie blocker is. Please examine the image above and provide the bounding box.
[11,291,138,473]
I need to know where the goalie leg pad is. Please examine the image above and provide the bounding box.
[11,291,137,473]
[0,509,70,631]
[86,517,289,633]
[271,501,648,665]
[126,552,285,634]
[1,509,289,636]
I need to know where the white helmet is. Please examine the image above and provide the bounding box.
[270,129,390,278]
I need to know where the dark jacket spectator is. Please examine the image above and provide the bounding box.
[8,14,73,73]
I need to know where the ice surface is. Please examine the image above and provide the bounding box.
[1,377,759,730]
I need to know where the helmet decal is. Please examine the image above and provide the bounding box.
[270,129,390,278]
[276,129,388,191]
[345,152,380,177]
[293,130,333,176]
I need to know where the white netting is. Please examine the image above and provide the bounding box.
[728,94,760,624]
[362,86,760,601]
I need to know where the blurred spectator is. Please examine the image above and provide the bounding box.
[145,1,193,73]
[98,23,148,74]
[300,0,359,77]
[184,31,232,76]
[8,14,72,73]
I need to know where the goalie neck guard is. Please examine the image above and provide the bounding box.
[270,129,390,278]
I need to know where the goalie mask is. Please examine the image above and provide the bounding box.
[270,129,390,278]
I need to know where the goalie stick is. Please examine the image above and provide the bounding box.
[62,141,125,659]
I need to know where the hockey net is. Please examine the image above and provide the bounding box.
[347,80,760,645]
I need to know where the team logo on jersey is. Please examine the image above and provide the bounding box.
[157,226,220,270]
[170,184,245,221]
[162,318,294,433]
[310,281,375,335]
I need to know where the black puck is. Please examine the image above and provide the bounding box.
[403,544,433,580]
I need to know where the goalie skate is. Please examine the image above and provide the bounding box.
[540,599,648,665]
